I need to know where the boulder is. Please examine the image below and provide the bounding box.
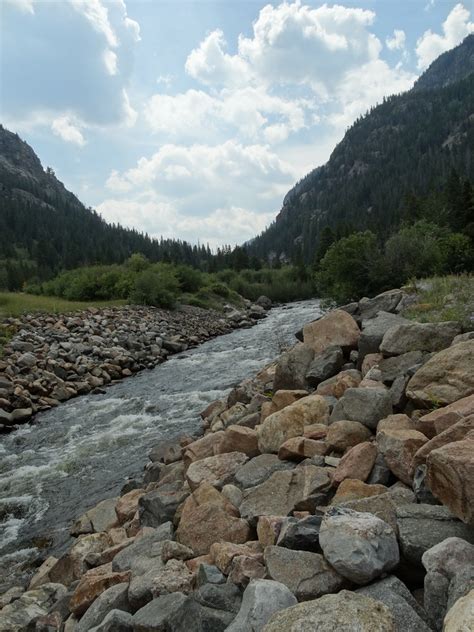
[316,369,362,398]
[112,523,173,572]
[378,351,425,383]
[426,438,474,524]
[330,387,393,430]
[132,592,188,631]
[302,310,360,353]
[396,504,474,564]
[326,420,372,452]
[258,394,329,453]
[139,488,189,527]
[358,312,408,360]
[228,555,266,587]
[69,564,131,616]
[186,452,248,491]
[305,346,344,386]
[331,479,387,504]
[262,590,396,631]
[182,432,225,466]
[376,427,428,485]
[176,502,250,556]
[240,466,331,524]
[406,341,474,407]
[76,583,130,632]
[264,545,345,601]
[88,610,133,632]
[319,508,399,584]
[215,426,259,458]
[357,575,432,631]
[226,579,297,632]
[257,516,286,547]
[332,442,377,485]
[414,416,474,467]
[151,559,194,596]
[161,540,194,563]
[380,321,461,356]
[278,437,328,461]
[443,590,474,632]
[234,454,295,489]
[417,394,474,437]
[276,514,322,552]
[358,290,405,320]
[0,584,67,632]
[115,489,144,525]
[209,541,262,575]
[195,564,226,588]
[273,343,314,391]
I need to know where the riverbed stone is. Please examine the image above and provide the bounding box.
[414,416,474,467]
[76,583,130,632]
[0,584,66,632]
[303,310,360,353]
[264,545,345,601]
[273,343,314,391]
[69,564,131,616]
[326,420,372,452]
[417,394,474,437]
[426,438,474,524]
[262,590,396,631]
[215,425,259,457]
[182,432,225,466]
[332,442,377,485]
[226,579,297,632]
[234,454,295,488]
[376,426,428,485]
[278,437,328,461]
[88,609,133,632]
[406,340,474,407]
[239,466,331,524]
[258,394,329,453]
[358,312,408,360]
[276,514,322,552]
[316,369,362,399]
[319,508,399,584]
[132,592,188,631]
[330,387,392,429]
[186,452,248,491]
[380,321,461,356]
[305,346,344,386]
[138,488,189,528]
[112,523,173,572]
[443,590,474,632]
[359,290,405,320]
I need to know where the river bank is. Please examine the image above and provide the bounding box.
[1,288,474,631]
[0,299,270,431]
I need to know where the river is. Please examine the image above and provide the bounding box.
[0,299,322,590]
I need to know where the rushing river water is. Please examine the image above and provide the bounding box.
[0,299,322,590]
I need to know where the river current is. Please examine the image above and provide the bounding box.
[0,299,322,590]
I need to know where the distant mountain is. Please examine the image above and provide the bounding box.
[248,35,474,264]
[0,126,212,289]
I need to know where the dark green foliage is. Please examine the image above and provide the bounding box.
[129,267,180,308]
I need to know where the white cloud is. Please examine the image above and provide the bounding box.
[416,3,474,69]
[386,29,406,51]
[5,0,34,14]
[51,116,86,146]
[103,49,118,75]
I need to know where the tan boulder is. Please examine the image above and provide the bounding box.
[361,354,383,377]
[426,438,474,524]
[331,479,388,504]
[332,442,377,486]
[49,533,112,586]
[228,555,266,587]
[444,590,474,632]
[179,483,239,522]
[278,437,328,461]
[115,489,144,524]
[271,389,309,413]
[69,563,130,616]
[377,426,428,485]
[303,423,329,440]
[186,452,248,491]
[417,394,474,438]
[209,541,262,574]
[414,415,474,467]
[176,503,250,555]
[215,425,259,457]
[183,431,225,466]
[326,420,372,453]
[258,394,329,453]
[28,556,58,590]
[303,309,360,353]
[257,516,285,547]
[316,370,362,399]
[377,414,416,434]
[406,341,474,407]
[152,559,194,596]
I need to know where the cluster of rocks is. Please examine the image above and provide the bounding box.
[1,287,474,631]
[0,298,271,430]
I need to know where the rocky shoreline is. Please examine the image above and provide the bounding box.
[0,298,271,431]
[1,288,474,631]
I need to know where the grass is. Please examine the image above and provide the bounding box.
[402,274,474,329]
[0,292,126,319]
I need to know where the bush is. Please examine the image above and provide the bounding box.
[129,267,180,308]
[175,265,204,293]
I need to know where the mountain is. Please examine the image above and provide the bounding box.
[248,35,474,264]
[0,126,213,289]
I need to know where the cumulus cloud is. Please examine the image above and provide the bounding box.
[386,29,406,51]
[416,3,474,69]
[1,0,140,139]
[5,0,34,13]
[51,116,86,146]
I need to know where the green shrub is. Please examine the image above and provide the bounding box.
[175,265,204,293]
[129,267,180,308]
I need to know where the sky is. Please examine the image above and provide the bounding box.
[1,0,473,248]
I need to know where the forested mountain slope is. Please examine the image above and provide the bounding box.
[248,35,474,264]
[0,126,213,288]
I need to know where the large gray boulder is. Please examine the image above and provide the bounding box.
[239,466,331,524]
[276,514,322,552]
[357,576,431,631]
[305,346,344,387]
[319,508,399,585]
[132,592,188,631]
[112,524,173,572]
[396,504,474,565]
[226,579,297,632]
[139,489,189,527]
[358,290,406,320]
[358,312,408,360]
[273,344,314,391]
[89,609,133,632]
[380,321,461,356]
[330,387,393,430]
[76,583,130,632]
[234,454,295,489]
[264,546,345,601]
[378,351,426,383]
[262,590,396,631]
